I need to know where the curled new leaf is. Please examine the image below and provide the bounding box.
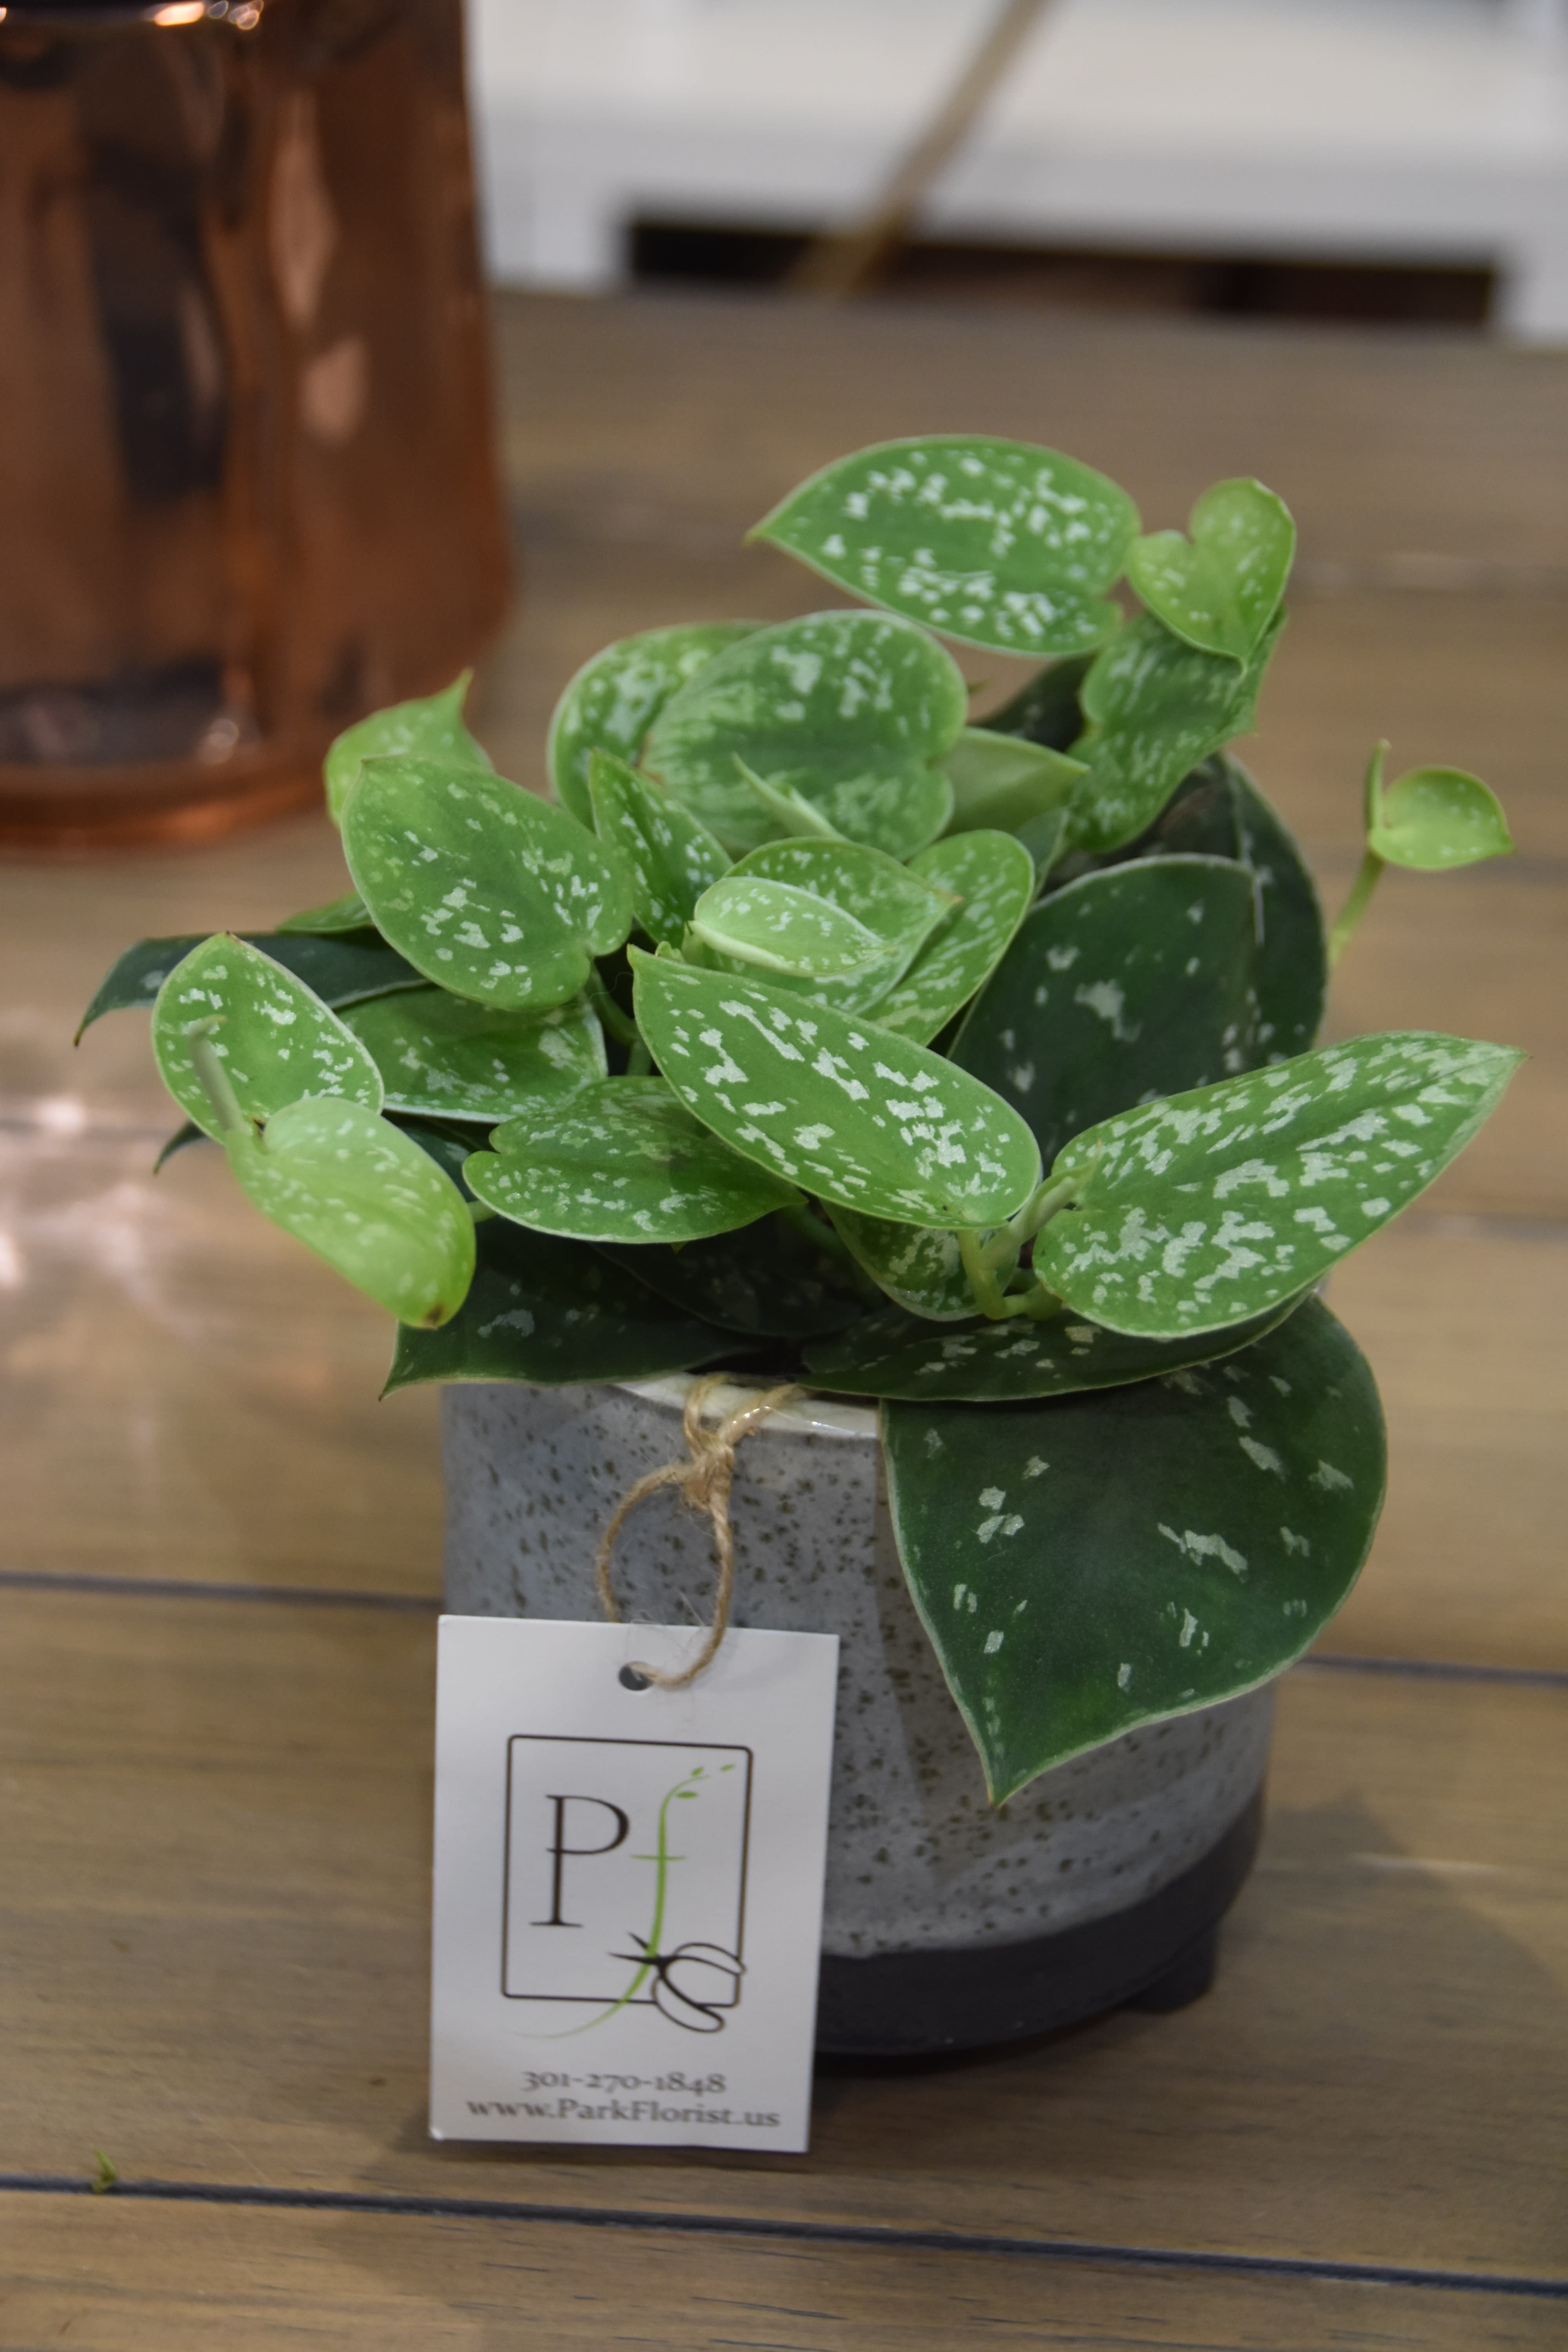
[1367,753,1514,871]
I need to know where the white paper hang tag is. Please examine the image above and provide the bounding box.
[430,1617,839,2153]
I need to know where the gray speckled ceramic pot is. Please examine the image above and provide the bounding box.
[443,1374,1274,2055]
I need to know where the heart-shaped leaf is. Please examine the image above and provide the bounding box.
[343,756,632,1011]
[1067,612,1277,857]
[804,1290,1303,1399]
[599,1213,865,1340]
[825,1209,976,1321]
[341,988,605,1120]
[873,831,1036,1045]
[275,890,374,936]
[588,749,731,949]
[548,622,764,826]
[688,875,887,977]
[643,611,968,853]
[1128,479,1295,663]
[324,672,490,826]
[1367,755,1514,871]
[750,437,1140,658]
[631,949,1042,1229]
[466,1076,801,1244]
[77,931,424,1038]
[953,857,1262,1170]
[941,730,1087,835]
[385,1218,725,1391]
[1035,1031,1523,1338]
[883,1298,1384,1798]
[152,935,384,1140]
[225,1098,475,1327]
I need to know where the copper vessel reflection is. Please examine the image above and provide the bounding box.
[0,0,511,849]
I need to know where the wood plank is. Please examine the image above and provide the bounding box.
[2,2196,1560,2352]
[3,1589,1564,2279]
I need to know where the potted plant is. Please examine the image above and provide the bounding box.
[82,437,1519,2058]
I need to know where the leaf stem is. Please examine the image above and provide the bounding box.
[960,1227,1008,1317]
[1327,849,1385,971]
[589,980,640,1050]
[184,1020,251,1142]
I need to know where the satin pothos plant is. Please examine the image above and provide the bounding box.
[83,437,1520,1804]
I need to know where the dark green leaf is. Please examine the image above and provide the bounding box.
[588,748,731,949]
[632,949,1042,1229]
[343,756,632,1011]
[874,831,1036,1045]
[883,1299,1385,1797]
[599,1214,865,1340]
[1127,478,1294,662]
[467,1075,801,1245]
[978,654,1093,751]
[152,935,384,1140]
[385,1218,725,1391]
[1035,1031,1523,1338]
[341,987,605,1120]
[548,622,764,826]
[76,931,423,1038]
[750,437,1139,658]
[153,1120,208,1173]
[952,857,1262,1170]
[803,1290,1303,1399]
[324,672,490,826]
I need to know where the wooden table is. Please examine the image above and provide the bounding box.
[2,291,1565,2347]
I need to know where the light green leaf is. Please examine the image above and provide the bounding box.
[341,988,604,1120]
[324,673,490,827]
[750,437,1140,658]
[599,1214,865,1341]
[1035,1031,1523,1338]
[874,831,1036,1045]
[226,1098,475,1327]
[152,935,383,1140]
[275,891,373,936]
[686,837,954,1016]
[385,1219,724,1391]
[804,1290,1303,1399]
[884,1298,1384,1798]
[826,1208,975,1321]
[588,749,731,949]
[343,756,632,1011]
[631,949,1042,1229]
[689,875,887,977]
[466,1076,800,1245]
[548,622,765,827]
[941,730,1087,835]
[643,610,967,853]
[1067,612,1274,857]
[1368,757,1514,871]
[78,931,423,1037]
[951,857,1261,1170]
[1127,478,1295,662]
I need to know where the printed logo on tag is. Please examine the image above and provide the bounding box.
[430,1618,838,2152]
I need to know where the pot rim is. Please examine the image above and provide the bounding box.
[619,1374,878,1444]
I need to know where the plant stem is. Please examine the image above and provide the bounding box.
[960,1228,1008,1317]
[589,980,640,1050]
[626,1038,653,1078]
[184,1021,250,1142]
[1328,849,1385,971]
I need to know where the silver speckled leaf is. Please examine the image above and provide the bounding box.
[152,934,383,1140]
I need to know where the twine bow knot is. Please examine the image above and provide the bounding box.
[594,1375,803,1689]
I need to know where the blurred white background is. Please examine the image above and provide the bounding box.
[467,0,1568,337]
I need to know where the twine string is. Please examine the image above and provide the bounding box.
[594,1376,804,1690]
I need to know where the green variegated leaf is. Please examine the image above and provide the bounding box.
[941,730,1087,835]
[1368,758,1514,871]
[689,875,887,977]
[275,891,373,936]
[685,838,952,1016]
[343,756,632,1012]
[466,1076,800,1244]
[548,622,764,826]
[884,1299,1385,1798]
[953,857,1261,1169]
[599,1212,864,1340]
[740,766,849,842]
[826,1208,975,1321]
[1067,613,1270,857]
[588,749,731,949]
[152,935,384,1141]
[750,437,1140,658]
[226,1098,475,1327]
[341,988,604,1120]
[804,1290,1303,1399]
[324,672,490,826]
[385,1218,724,1390]
[77,931,423,1037]
[631,949,1042,1228]
[874,831,1036,1045]
[1127,479,1295,662]
[1035,1031,1523,1338]
[643,611,968,853]
[979,654,1094,751]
